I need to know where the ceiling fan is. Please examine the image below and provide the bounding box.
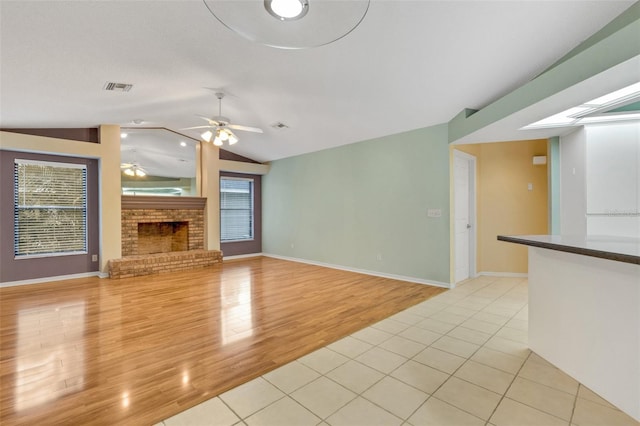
[120,161,147,177]
[121,149,147,177]
[184,92,263,146]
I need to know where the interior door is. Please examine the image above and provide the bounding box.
[454,152,471,283]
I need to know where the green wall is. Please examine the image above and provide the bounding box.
[262,124,451,285]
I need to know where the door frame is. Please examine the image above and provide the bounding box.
[452,149,477,285]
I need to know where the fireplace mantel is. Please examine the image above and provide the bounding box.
[121,195,207,210]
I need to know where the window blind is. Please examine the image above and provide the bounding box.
[220,178,253,241]
[14,159,88,257]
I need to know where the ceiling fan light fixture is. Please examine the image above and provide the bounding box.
[228,133,239,145]
[124,168,135,177]
[135,168,146,177]
[219,129,229,141]
[202,130,213,142]
[213,136,224,147]
[265,0,308,21]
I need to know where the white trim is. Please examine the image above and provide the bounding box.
[223,253,264,260]
[477,271,528,278]
[263,253,451,288]
[452,149,478,283]
[0,271,102,288]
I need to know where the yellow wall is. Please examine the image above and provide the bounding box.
[454,139,548,274]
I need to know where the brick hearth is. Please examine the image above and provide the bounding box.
[108,250,222,279]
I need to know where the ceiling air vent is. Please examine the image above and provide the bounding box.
[271,122,290,130]
[103,82,133,92]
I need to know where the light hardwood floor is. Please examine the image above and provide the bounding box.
[0,257,445,425]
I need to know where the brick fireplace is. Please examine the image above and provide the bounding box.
[121,207,204,256]
[137,222,189,254]
[108,196,222,279]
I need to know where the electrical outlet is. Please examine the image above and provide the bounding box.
[91,254,98,262]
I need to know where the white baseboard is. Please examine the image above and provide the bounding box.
[262,253,451,288]
[0,271,103,288]
[477,271,528,278]
[223,253,264,260]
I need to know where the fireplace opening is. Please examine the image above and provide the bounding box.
[137,222,189,255]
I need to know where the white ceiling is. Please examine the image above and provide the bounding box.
[0,0,635,163]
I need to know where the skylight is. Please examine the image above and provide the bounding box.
[522,82,640,129]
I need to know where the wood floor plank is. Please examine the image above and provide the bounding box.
[0,256,445,425]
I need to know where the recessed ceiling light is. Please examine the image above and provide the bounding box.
[121,132,128,138]
[265,0,308,21]
[203,0,369,49]
[131,119,144,125]
[180,141,187,147]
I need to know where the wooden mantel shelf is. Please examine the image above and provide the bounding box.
[121,195,207,210]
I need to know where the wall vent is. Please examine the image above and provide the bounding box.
[103,82,133,92]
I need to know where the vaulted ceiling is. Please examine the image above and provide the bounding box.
[0,0,635,162]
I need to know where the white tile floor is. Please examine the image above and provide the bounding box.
[159,276,639,426]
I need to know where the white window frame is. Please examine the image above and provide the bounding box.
[220,176,254,243]
[14,159,88,259]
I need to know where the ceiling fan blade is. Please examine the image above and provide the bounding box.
[228,124,264,133]
[181,125,217,130]
[197,115,220,125]
[120,163,134,168]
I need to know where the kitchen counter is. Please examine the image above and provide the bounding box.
[497,234,639,264]
[499,235,640,421]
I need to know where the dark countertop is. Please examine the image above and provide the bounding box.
[498,235,640,265]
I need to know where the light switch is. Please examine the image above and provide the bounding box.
[427,209,442,218]
[528,183,533,191]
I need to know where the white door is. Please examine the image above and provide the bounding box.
[454,151,475,283]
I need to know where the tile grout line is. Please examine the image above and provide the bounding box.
[388,278,528,424]
[485,349,533,423]
[313,279,523,424]
[569,384,581,425]
[170,277,527,425]
[306,279,511,424]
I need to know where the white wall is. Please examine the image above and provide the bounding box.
[585,122,640,238]
[560,122,640,238]
[560,128,587,235]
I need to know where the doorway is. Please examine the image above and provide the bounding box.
[453,150,477,284]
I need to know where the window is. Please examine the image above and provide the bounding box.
[14,159,88,257]
[220,178,253,241]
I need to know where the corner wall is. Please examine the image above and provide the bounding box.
[262,124,451,285]
[0,127,121,279]
[560,122,640,237]
[455,139,548,274]
[560,128,587,235]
